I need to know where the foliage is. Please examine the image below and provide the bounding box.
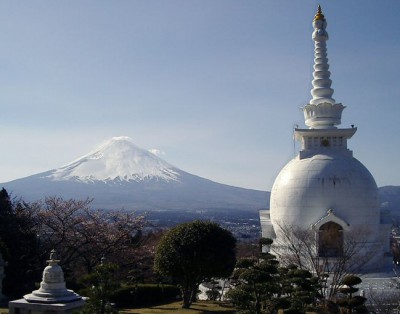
[23,196,146,282]
[226,247,279,313]
[0,188,40,297]
[125,230,167,284]
[341,275,362,287]
[236,240,260,260]
[259,237,273,253]
[336,275,367,313]
[110,284,180,308]
[154,220,236,309]
[205,280,223,301]
[277,266,322,313]
[77,261,119,314]
[226,238,322,314]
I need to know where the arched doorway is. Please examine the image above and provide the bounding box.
[318,221,343,257]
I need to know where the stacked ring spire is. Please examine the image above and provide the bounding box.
[310,5,334,105]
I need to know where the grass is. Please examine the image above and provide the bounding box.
[119,301,236,314]
[0,301,237,314]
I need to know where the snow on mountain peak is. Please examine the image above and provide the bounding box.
[46,136,180,183]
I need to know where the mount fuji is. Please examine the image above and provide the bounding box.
[1,137,268,211]
[47,136,181,184]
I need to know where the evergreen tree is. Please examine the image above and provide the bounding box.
[154,220,236,308]
[78,260,119,314]
[227,239,281,314]
[227,238,322,314]
[278,265,322,313]
[0,188,39,297]
[336,275,367,313]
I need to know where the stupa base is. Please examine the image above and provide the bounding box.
[9,298,85,314]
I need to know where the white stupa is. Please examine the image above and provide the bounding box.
[9,250,84,314]
[260,6,391,271]
[23,250,82,304]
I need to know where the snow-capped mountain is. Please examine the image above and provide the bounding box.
[47,136,180,183]
[2,137,268,211]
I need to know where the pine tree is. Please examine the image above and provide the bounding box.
[0,188,39,297]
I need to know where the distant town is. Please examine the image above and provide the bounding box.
[143,209,262,241]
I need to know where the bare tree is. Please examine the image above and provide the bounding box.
[25,196,146,281]
[272,222,377,298]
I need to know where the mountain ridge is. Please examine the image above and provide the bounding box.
[2,137,269,211]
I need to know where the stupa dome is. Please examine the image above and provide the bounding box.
[270,152,380,232]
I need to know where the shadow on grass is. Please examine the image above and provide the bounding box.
[119,301,236,313]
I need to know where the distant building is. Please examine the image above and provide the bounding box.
[260,6,391,271]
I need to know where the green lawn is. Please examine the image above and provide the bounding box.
[119,301,236,314]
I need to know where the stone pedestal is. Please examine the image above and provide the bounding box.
[9,298,85,314]
[8,250,85,314]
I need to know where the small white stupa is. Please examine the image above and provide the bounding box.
[260,6,391,272]
[9,249,84,314]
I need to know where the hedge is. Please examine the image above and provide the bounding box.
[111,284,180,308]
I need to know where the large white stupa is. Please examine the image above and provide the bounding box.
[260,6,391,271]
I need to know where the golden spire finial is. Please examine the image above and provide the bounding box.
[314,4,325,21]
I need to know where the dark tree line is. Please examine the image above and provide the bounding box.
[0,188,39,297]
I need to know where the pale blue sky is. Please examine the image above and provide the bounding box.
[0,1,399,191]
